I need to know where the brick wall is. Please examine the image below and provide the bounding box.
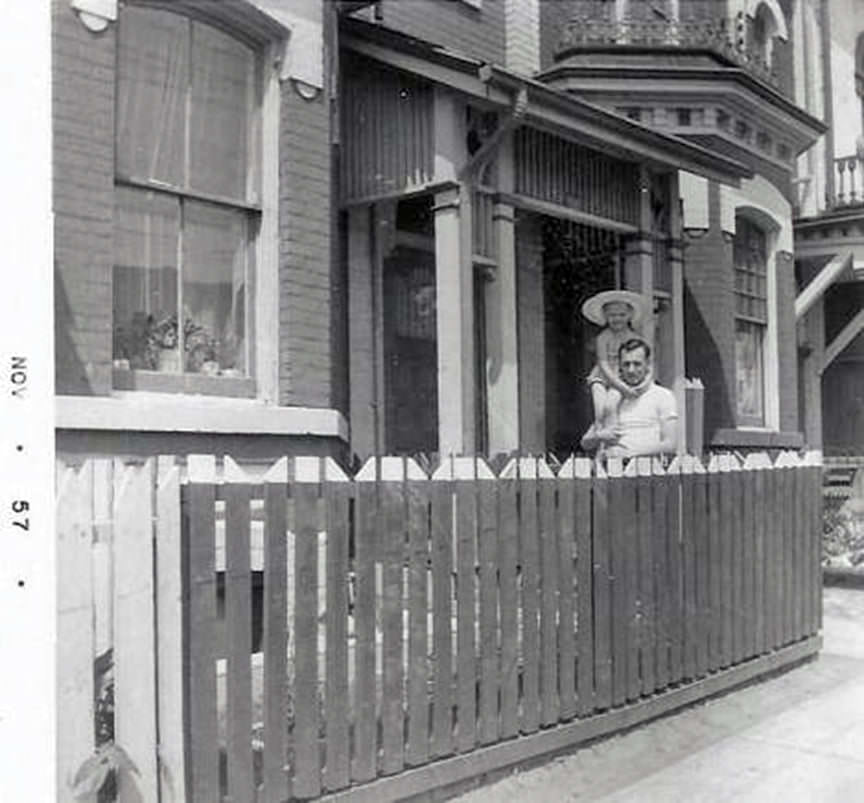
[682,182,738,437]
[516,211,546,452]
[378,0,506,65]
[52,0,115,396]
[278,83,336,408]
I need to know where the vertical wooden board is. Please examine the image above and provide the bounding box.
[706,467,722,671]
[740,468,755,660]
[477,478,500,745]
[324,482,351,790]
[223,482,254,802]
[455,479,478,753]
[680,470,697,681]
[666,468,684,684]
[608,474,627,707]
[574,476,594,717]
[795,466,807,641]
[497,478,520,738]
[556,476,577,721]
[539,477,560,726]
[260,481,289,803]
[773,466,786,649]
[652,472,670,690]
[812,465,824,634]
[781,467,794,646]
[692,470,710,677]
[352,481,379,780]
[430,479,454,759]
[155,459,186,803]
[622,475,640,702]
[519,474,541,732]
[406,479,431,766]
[765,466,781,650]
[592,471,612,710]
[380,479,406,774]
[752,468,767,656]
[185,477,220,803]
[294,481,323,796]
[637,468,656,696]
[56,463,95,802]
[719,468,733,669]
[730,468,745,665]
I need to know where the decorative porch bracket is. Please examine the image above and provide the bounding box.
[821,307,864,374]
[795,251,852,320]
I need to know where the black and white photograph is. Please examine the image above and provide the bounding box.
[3,0,864,800]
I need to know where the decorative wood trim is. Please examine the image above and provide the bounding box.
[795,251,853,320]
[498,192,639,234]
[821,307,864,374]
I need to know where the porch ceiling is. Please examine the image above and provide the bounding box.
[341,17,752,188]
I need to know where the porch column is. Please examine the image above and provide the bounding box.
[347,205,377,461]
[624,166,655,348]
[801,298,825,448]
[433,88,475,455]
[668,170,687,454]
[485,134,520,455]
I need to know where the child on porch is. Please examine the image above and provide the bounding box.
[581,289,652,431]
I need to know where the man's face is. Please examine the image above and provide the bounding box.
[620,346,649,387]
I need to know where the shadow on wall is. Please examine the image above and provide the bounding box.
[683,282,733,437]
[55,261,97,395]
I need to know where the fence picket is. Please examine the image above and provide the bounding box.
[781,458,794,646]
[719,457,733,669]
[497,473,520,737]
[323,461,351,790]
[680,458,697,681]
[573,460,594,717]
[56,462,95,803]
[622,461,640,702]
[751,460,767,656]
[556,461,577,721]
[539,466,560,726]
[794,461,807,641]
[380,461,407,774]
[730,459,745,664]
[691,459,710,677]
[666,459,683,684]
[592,462,612,711]
[222,460,253,803]
[429,473,454,758]
[638,458,657,695]
[477,462,500,745]
[741,460,756,659]
[519,461,541,732]
[405,465,431,766]
[294,460,323,796]
[455,465,478,752]
[185,456,220,803]
[707,458,721,671]
[261,460,289,803]
[767,459,782,650]
[607,459,627,707]
[353,464,379,780]
[652,459,670,688]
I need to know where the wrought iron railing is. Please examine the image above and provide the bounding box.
[557,12,779,89]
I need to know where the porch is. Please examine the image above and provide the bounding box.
[56,450,822,802]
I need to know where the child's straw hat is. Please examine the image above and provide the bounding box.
[581,289,648,327]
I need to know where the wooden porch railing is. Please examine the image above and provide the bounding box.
[56,451,822,802]
[830,154,864,210]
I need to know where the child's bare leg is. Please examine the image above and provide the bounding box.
[605,387,622,427]
[590,383,606,427]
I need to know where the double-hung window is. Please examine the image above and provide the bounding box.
[112,6,260,384]
[734,217,768,426]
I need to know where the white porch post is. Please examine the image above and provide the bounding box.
[668,170,688,454]
[485,133,520,455]
[434,88,475,456]
[802,298,825,449]
[624,166,656,347]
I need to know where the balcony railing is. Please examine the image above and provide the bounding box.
[831,154,864,210]
[557,12,779,90]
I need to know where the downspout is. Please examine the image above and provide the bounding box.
[821,0,835,205]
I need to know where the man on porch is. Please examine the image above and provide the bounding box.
[581,338,679,459]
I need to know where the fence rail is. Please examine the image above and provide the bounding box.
[57,451,822,802]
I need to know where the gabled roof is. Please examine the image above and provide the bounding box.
[341,16,752,186]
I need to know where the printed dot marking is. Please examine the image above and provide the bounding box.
[17,580,25,588]
[16,445,23,452]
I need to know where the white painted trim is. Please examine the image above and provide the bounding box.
[822,307,864,373]
[56,395,349,440]
[795,252,853,319]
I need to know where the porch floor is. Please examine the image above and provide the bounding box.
[453,586,864,802]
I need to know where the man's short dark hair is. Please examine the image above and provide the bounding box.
[618,337,651,361]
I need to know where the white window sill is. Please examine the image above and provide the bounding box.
[56,393,348,441]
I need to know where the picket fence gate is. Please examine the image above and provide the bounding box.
[56,451,823,803]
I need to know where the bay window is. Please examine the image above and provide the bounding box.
[112,6,260,384]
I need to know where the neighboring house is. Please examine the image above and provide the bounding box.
[53,0,834,466]
[792,0,864,455]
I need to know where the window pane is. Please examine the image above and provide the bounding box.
[117,8,188,186]
[736,319,764,424]
[113,187,180,370]
[189,22,255,201]
[183,201,249,375]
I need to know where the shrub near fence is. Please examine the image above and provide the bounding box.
[56,451,823,803]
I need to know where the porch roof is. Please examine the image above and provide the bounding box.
[341,17,752,187]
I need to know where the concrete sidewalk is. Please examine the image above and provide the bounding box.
[454,587,864,802]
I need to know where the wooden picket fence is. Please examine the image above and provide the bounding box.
[56,451,823,803]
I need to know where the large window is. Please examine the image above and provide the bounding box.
[734,217,768,426]
[112,7,260,382]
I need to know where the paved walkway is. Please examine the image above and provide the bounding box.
[454,587,864,802]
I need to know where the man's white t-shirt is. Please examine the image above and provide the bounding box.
[616,383,678,456]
